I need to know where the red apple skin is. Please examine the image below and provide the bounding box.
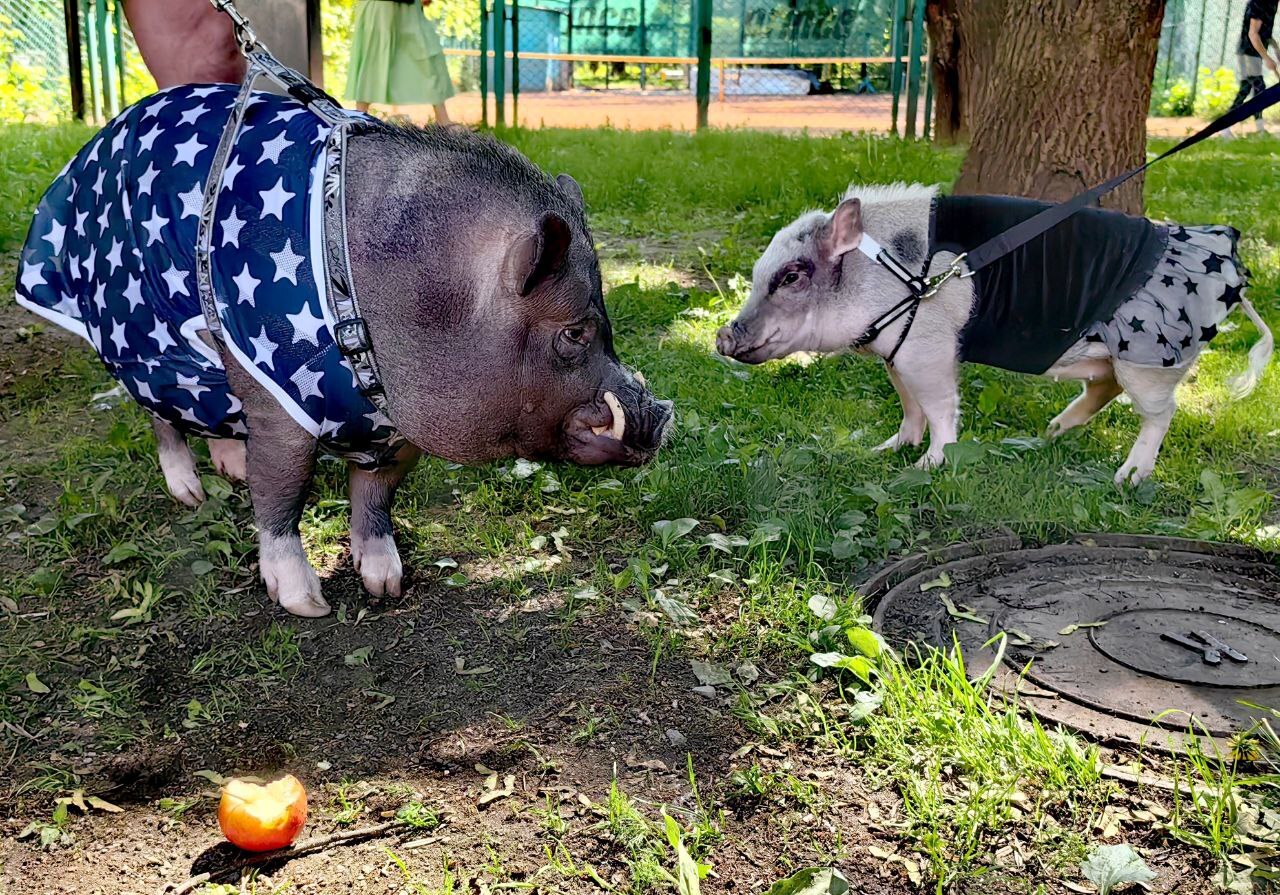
[218,775,308,852]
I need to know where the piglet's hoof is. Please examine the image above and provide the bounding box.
[261,552,331,618]
[351,534,403,598]
[209,439,247,483]
[163,465,206,508]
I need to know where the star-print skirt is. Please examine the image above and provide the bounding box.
[1084,225,1250,368]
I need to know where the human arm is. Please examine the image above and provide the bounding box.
[1248,18,1279,75]
[122,0,246,88]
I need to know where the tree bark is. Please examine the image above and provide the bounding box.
[925,0,1166,215]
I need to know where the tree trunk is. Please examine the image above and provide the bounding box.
[926,0,1166,215]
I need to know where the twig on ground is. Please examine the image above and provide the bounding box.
[159,820,408,895]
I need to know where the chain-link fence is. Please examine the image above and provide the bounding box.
[2,0,1267,129]
[1151,0,1257,119]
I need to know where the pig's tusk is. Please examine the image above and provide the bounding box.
[591,391,626,440]
[633,370,646,387]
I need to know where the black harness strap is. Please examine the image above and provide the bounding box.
[852,79,1280,365]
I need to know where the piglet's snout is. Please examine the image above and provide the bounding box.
[716,321,746,358]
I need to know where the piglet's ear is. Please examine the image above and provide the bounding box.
[820,197,863,262]
[508,212,573,297]
[556,173,584,211]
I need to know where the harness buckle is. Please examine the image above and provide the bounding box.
[920,252,970,299]
[333,318,373,357]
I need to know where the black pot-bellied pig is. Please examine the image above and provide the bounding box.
[717,184,1272,483]
[15,84,671,617]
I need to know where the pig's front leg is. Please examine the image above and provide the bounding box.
[227,365,329,617]
[893,356,960,469]
[873,364,927,453]
[349,443,422,598]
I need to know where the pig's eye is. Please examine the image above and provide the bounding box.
[563,326,589,345]
[780,271,802,288]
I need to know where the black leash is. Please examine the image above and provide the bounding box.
[853,79,1280,365]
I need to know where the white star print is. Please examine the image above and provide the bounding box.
[92,281,108,310]
[84,244,97,275]
[96,202,112,233]
[259,131,294,165]
[74,210,88,236]
[249,326,278,370]
[286,305,326,346]
[178,183,205,219]
[92,168,106,200]
[364,409,393,429]
[143,357,162,373]
[174,134,207,167]
[105,238,123,275]
[109,320,129,354]
[133,379,157,403]
[137,164,160,196]
[54,292,79,317]
[122,275,145,311]
[142,95,170,119]
[161,263,191,298]
[42,219,66,254]
[220,207,246,247]
[269,238,305,283]
[66,253,81,279]
[19,261,45,292]
[178,406,204,427]
[88,136,104,162]
[232,264,260,304]
[149,318,176,352]
[222,156,245,191]
[228,419,248,436]
[189,85,222,99]
[258,178,295,220]
[319,418,344,439]
[275,108,305,123]
[290,364,324,401]
[176,373,210,400]
[141,209,169,246]
[179,103,207,126]
[138,125,161,153]
[110,126,128,156]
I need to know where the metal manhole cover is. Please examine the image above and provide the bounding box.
[870,534,1280,750]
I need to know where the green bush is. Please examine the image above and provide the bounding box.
[0,14,66,123]
[1194,66,1238,120]
[1153,77,1194,117]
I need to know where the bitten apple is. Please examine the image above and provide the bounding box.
[218,774,308,851]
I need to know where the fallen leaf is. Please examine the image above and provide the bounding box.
[193,769,227,786]
[25,672,49,694]
[478,774,516,807]
[1081,843,1157,895]
[939,594,988,624]
[690,660,732,687]
[1060,621,1108,636]
[920,571,952,592]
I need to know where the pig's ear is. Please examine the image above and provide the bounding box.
[556,174,584,211]
[509,212,573,297]
[819,197,863,262]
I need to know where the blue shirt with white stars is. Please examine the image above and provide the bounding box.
[15,83,400,465]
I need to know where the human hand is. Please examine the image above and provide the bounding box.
[1267,55,1279,76]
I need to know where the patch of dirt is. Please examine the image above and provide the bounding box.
[0,564,898,894]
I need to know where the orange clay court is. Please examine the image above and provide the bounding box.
[385,90,1213,137]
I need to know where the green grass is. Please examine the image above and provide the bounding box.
[1,121,1278,890]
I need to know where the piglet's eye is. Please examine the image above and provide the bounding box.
[780,271,801,287]
[563,326,588,345]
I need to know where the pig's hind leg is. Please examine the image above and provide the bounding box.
[153,418,206,507]
[208,438,247,482]
[1111,360,1186,485]
[348,444,422,598]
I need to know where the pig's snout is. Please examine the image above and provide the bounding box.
[716,319,773,364]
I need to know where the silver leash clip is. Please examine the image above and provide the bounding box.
[209,0,260,54]
[921,252,971,299]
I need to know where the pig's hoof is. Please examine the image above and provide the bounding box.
[1113,462,1152,487]
[351,534,402,598]
[873,432,921,453]
[162,463,206,507]
[262,553,330,617]
[915,451,945,470]
[209,438,247,482]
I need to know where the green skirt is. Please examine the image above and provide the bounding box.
[346,0,457,106]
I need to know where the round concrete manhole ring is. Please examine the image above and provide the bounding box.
[871,534,1280,752]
